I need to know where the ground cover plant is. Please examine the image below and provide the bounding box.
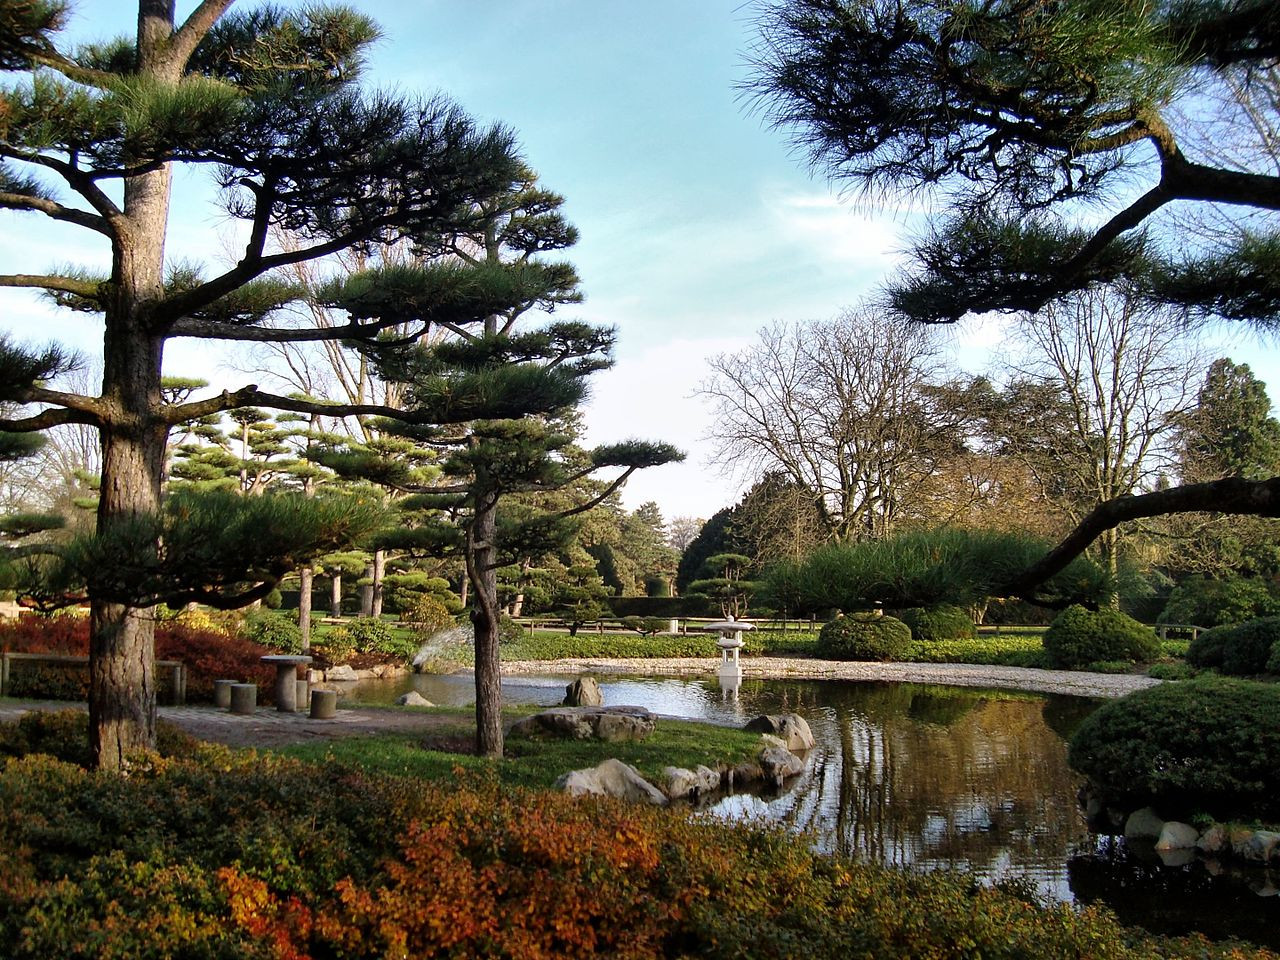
[276,712,764,791]
[0,712,1270,960]
[1069,676,1280,822]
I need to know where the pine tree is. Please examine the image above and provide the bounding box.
[0,3,539,767]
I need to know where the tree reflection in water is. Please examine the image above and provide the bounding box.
[707,681,1094,901]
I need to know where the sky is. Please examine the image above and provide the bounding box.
[3,1,1279,522]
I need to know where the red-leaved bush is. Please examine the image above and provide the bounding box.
[0,615,276,703]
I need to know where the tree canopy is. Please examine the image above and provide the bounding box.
[750,0,1280,326]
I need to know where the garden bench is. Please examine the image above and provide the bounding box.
[0,652,187,705]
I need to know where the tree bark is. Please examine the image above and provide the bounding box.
[331,572,342,618]
[359,563,374,617]
[468,490,503,757]
[371,549,385,618]
[299,565,313,651]
[87,2,179,769]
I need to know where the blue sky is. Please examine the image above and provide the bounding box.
[3,1,1278,521]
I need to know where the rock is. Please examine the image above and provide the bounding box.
[1197,824,1229,855]
[662,764,721,801]
[1123,807,1165,841]
[326,664,358,682]
[556,758,667,806]
[563,676,603,707]
[395,691,434,707]
[1155,821,1200,851]
[745,713,815,751]
[758,742,804,785]
[508,706,655,743]
[1237,830,1280,863]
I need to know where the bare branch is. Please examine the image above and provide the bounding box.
[0,407,99,431]
[167,0,237,70]
[0,192,112,235]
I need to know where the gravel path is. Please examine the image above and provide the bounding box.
[501,656,1160,699]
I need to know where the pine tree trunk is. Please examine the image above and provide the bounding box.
[299,566,313,651]
[331,573,342,618]
[359,564,374,617]
[371,549,385,618]
[468,491,503,757]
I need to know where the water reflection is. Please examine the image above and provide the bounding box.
[354,672,1092,902]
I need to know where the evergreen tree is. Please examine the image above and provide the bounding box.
[0,3,543,767]
[1177,359,1280,483]
[750,0,1280,594]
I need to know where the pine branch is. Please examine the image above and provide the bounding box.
[166,0,237,71]
[0,191,111,235]
[0,407,98,431]
[167,315,425,343]
[0,147,123,223]
[0,273,102,298]
[161,387,437,426]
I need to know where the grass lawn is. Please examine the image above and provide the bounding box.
[274,707,765,790]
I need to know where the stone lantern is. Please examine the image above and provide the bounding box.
[701,615,756,700]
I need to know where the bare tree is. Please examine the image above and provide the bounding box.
[700,310,973,541]
[996,287,1201,579]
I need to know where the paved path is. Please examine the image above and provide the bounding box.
[0,699,463,748]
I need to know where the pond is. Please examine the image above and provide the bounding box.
[350,671,1278,948]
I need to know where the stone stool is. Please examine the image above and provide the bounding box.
[213,678,236,708]
[310,688,338,719]
[229,682,257,715]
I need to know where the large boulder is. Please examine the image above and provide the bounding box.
[563,676,603,707]
[758,734,805,786]
[509,706,656,743]
[556,758,667,806]
[325,664,358,682]
[663,764,722,801]
[744,713,815,751]
[1123,807,1165,841]
[1155,821,1200,851]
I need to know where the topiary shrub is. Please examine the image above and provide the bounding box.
[1068,676,1280,821]
[900,605,976,643]
[1158,576,1280,628]
[815,613,911,662]
[1193,617,1280,675]
[1042,605,1159,669]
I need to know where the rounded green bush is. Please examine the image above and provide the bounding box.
[1194,617,1280,675]
[1068,675,1280,821]
[816,613,911,662]
[403,595,455,634]
[1185,623,1229,668]
[900,605,976,643]
[242,610,302,652]
[1042,604,1159,669]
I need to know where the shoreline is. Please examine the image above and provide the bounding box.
[499,656,1160,699]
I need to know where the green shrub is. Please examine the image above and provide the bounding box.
[815,613,911,662]
[1042,605,1159,669]
[1186,624,1229,668]
[242,610,302,652]
[1158,576,1280,628]
[0,727,1266,960]
[1188,617,1280,675]
[900,605,976,643]
[1268,641,1280,674]
[402,595,454,635]
[1069,675,1280,821]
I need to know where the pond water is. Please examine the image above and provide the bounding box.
[350,671,1279,948]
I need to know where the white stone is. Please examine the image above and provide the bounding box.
[326,664,358,682]
[556,758,667,806]
[395,691,433,707]
[662,764,721,800]
[1155,821,1200,851]
[745,713,815,751]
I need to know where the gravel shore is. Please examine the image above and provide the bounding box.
[500,656,1160,699]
